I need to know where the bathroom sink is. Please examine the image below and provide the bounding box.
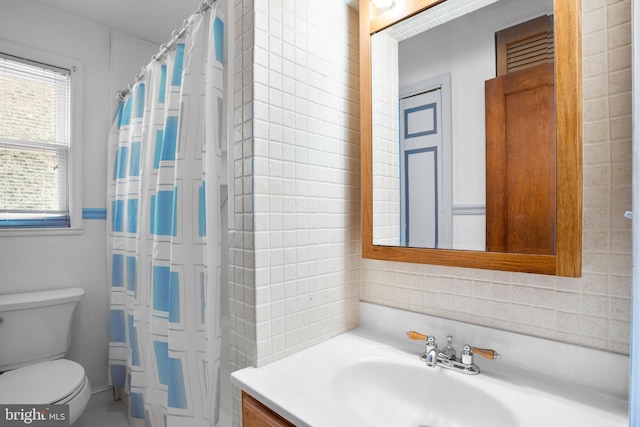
[232,303,629,427]
[333,359,518,427]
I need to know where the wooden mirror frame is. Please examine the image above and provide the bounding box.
[360,0,582,276]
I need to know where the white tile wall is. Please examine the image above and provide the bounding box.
[230,0,360,371]
[230,2,360,424]
[229,0,258,373]
[362,0,632,355]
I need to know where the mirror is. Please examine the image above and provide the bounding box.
[371,0,554,252]
[360,0,582,276]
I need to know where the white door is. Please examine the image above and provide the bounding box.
[399,88,443,248]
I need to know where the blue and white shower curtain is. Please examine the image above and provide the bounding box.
[106,5,224,426]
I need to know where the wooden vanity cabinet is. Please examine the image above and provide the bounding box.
[242,391,295,427]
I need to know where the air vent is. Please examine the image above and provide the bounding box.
[495,15,554,76]
[506,32,554,73]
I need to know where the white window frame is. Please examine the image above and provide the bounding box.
[0,39,83,236]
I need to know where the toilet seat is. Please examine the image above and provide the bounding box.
[0,359,86,404]
[56,376,88,404]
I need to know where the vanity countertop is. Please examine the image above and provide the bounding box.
[231,303,629,427]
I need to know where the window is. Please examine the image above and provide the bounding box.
[0,51,79,230]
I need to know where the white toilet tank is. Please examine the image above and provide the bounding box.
[0,288,84,371]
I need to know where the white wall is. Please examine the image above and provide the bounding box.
[0,0,156,390]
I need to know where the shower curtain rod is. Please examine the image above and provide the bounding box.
[116,0,217,100]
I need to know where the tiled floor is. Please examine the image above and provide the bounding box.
[73,400,129,427]
[73,392,232,427]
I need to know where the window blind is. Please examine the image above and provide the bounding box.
[0,52,72,228]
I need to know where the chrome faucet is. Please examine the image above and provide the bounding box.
[439,335,457,360]
[407,331,502,375]
[423,336,438,367]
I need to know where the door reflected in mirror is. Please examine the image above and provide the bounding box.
[371,0,555,253]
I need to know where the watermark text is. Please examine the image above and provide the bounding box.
[1,405,68,426]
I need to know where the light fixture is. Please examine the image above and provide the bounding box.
[372,0,395,9]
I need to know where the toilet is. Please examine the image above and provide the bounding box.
[0,288,91,425]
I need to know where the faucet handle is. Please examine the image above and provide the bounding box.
[461,344,474,365]
[406,330,428,341]
[471,346,502,360]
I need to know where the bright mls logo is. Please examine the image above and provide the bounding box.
[1,405,69,426]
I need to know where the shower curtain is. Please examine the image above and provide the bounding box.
[106,4,224,426]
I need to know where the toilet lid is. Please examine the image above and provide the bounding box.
[0,359,85,404]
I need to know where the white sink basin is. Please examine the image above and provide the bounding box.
[334,359,518,427]
[231,303,629,427]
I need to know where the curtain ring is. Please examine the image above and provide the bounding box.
[154,50,166,62]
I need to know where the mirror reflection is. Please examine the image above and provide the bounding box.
[371,0,555,253]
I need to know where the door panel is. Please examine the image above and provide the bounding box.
[485,62,556,254]
[400,89,444,248]
[406,147,437,247]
